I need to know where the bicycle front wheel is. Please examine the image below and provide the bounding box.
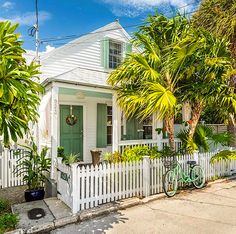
[190,165,205,189]
[163,170,178,197]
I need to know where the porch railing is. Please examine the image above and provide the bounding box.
[118,138,182,153]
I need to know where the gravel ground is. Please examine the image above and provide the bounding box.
[0,185,27,204]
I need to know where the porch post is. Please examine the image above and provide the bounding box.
[153,113,163,150]
[50,84,59,180]
[112,93,121,152]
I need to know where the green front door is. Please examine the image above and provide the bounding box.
[60,105,83,160]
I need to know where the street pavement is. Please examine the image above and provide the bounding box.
[51,179,236,234]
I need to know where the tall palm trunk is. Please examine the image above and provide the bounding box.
[189,101,203,140]
[164,115,175,151]
[227,69,236,147]
[228,114,236,147]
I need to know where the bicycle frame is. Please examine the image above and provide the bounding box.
[171,161,194,183]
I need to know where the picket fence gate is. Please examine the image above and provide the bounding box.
[0,148,26,188]
[57,150,236,213]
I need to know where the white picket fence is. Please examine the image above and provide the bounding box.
[57,150,236,213]
[0,148,26,188]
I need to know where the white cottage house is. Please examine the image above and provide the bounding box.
[38,21,184,178]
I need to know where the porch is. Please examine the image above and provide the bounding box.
[42,82,183,179]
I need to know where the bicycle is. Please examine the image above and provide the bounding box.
[162,156,205,197]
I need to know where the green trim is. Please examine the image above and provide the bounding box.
[125,43,132,54]
[97,103,107,148]
[101,37,109,69]
[59,88,112,98]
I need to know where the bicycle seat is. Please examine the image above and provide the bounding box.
[187,161,196,165]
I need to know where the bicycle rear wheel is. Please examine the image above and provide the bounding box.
[163,170,178,197]
[190,165,205,189]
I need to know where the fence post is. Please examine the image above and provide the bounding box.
[71,163,78,214]
[193,150,199,164]
[143,156,150,197]
[2,149,8,188]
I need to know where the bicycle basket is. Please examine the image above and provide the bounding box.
[162,156,177,169]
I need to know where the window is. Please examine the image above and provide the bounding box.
[143,116,153,139]
[123,116,153,140]
[107,106,112,145]
[109,41,122,69]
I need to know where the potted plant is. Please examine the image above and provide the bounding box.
[15,142,51,202]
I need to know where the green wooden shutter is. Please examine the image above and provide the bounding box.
[125,43,132,53]
[124,43,132,58]
[97,103,107,148]
[126,118,143,140]
[101,37,109,69]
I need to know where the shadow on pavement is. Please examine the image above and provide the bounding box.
[51,212,128,234]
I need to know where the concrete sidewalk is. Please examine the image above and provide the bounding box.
[52,178,236,234]
[11,198,73,233]
[8,176,236,234]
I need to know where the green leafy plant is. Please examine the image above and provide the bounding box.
[123,146,149,162]
[0,199,10,215]
[0,198,18,234]
[102,151,123,163]
[0,21,44,147]
[0,213,18,234]
[177,125,233,153]
[210,150,236,164]
[15,142,51,190]
[123,146,160,161]
[159,146,178,158]
[62,153,80,165]
[0,199,10,214]
[57,146,65,158]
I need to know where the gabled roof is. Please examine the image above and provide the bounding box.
[42,66,110,88]
[41,21,131,62]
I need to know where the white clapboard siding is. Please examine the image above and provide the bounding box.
[40,22,131,83]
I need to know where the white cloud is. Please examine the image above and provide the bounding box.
[0,11,51,26]
[2,1,14,9]
[45,45,55,53]
[102,0,196,17]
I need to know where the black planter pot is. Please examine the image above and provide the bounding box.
[25,188,45,202]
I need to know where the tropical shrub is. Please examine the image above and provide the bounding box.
[123,146,160,161]
[0,21,44,147]
[0,213,18,234]
[15,142,51,190]
[177,125,233,153]
[0,198,18,234]
[57,146,65,158]
[103,151,123,163]
[0,199,10,215]
[210,150,236,164]
[62,153,81,165]
[102,146,160,163]
[57,147,81,164]
[158,146,178,158]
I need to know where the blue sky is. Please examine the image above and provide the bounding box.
[0,0,201,51]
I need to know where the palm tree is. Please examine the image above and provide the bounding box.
[192,0,236,146]
[0,21,43,146]
[108,14,190,150]
[171,27,236,147]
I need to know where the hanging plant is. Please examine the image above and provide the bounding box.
[66,114,77,126]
